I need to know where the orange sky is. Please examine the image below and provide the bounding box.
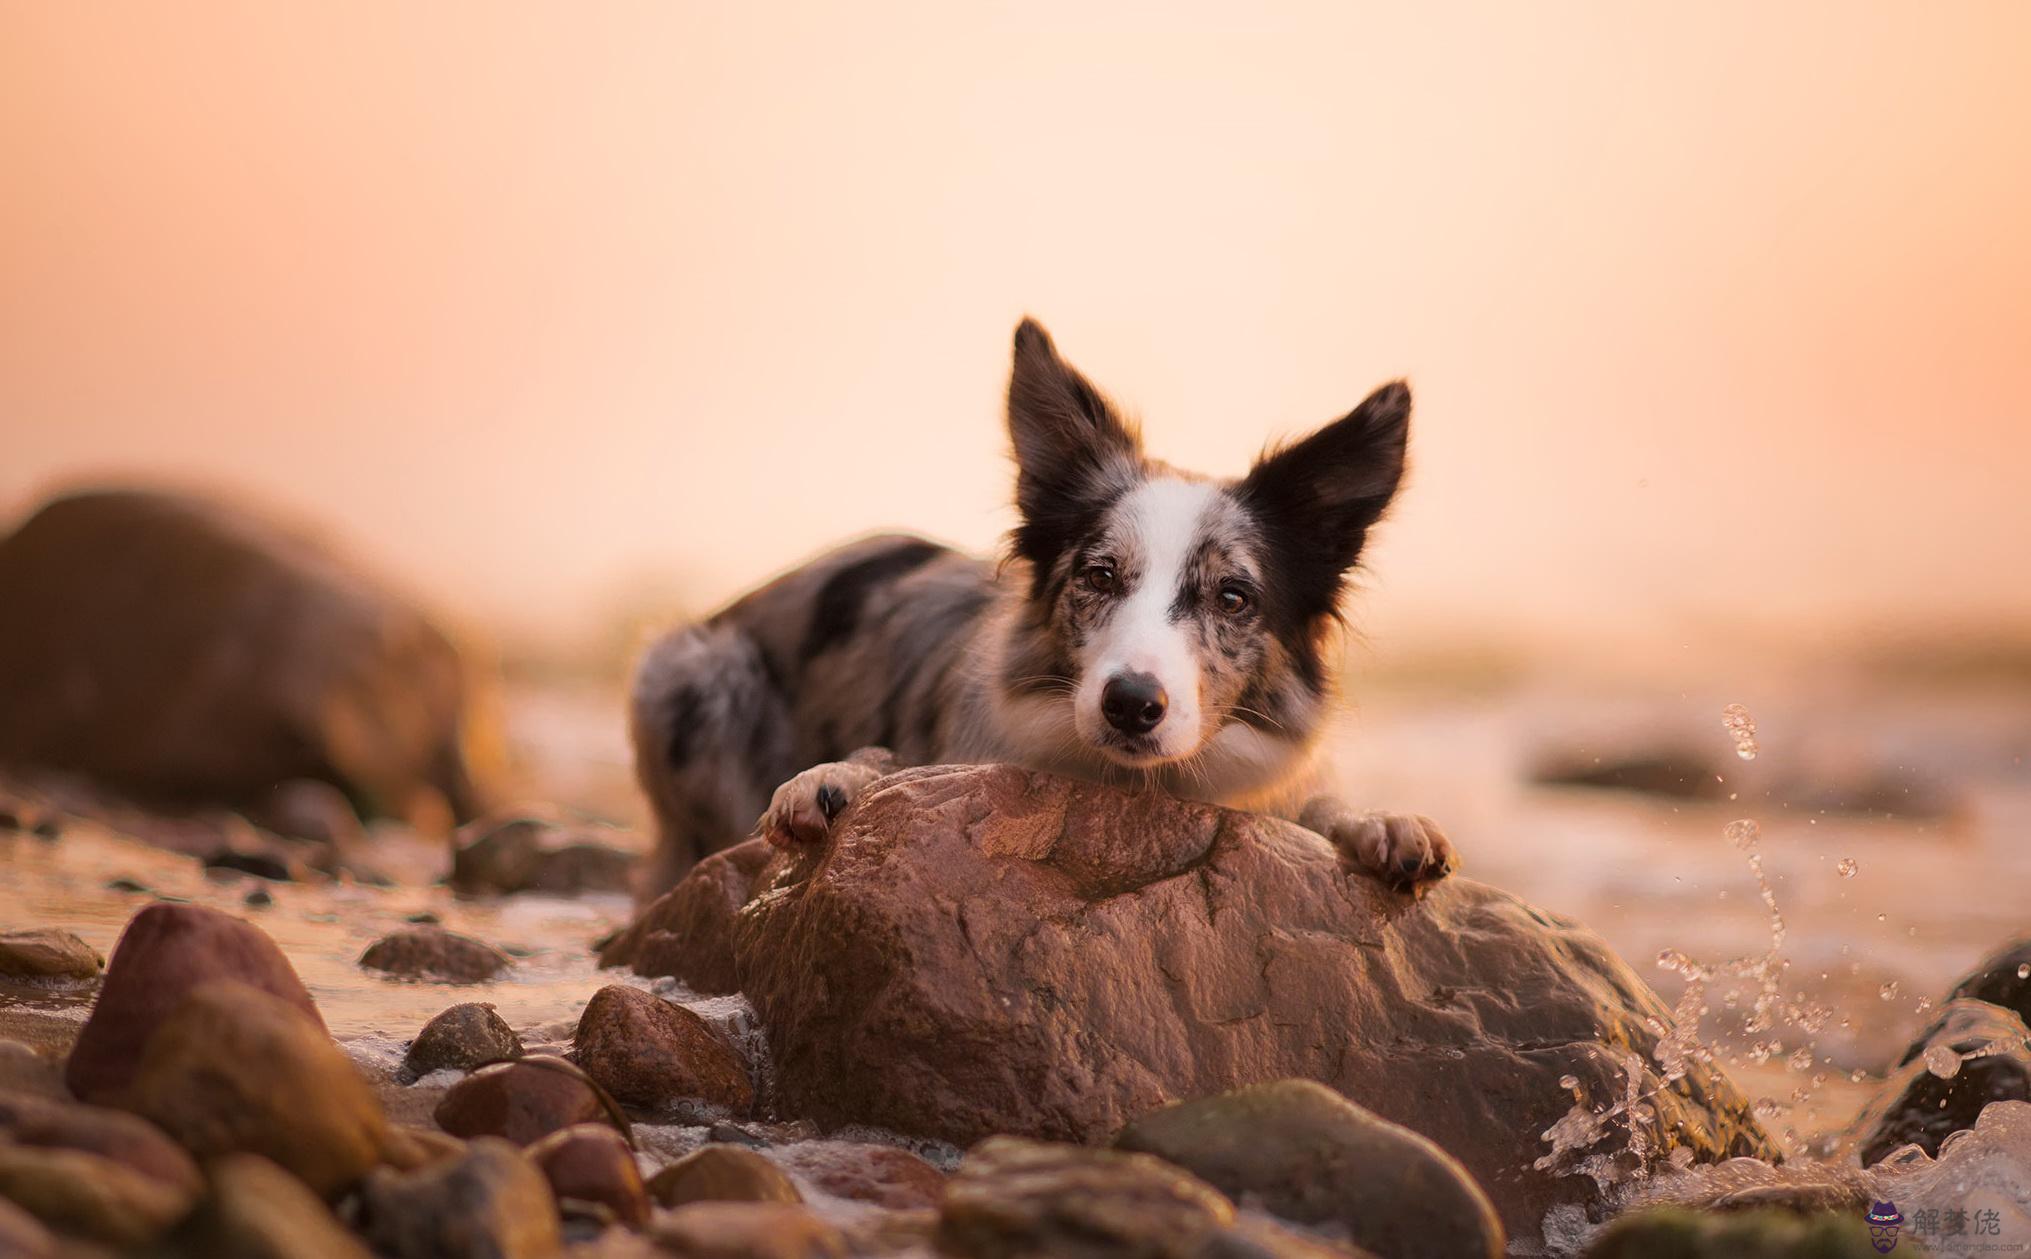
[3,4,2028,663]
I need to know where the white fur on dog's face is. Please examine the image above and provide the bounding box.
[1068,475,1266,766]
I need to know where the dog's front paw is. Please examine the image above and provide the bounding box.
[1299,796,1457,890]
[753,749,895,850]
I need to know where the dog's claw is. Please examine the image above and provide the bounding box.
[756,754,891,850]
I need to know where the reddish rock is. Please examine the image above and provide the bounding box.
[646,1145,802,1208]
[122,981,389,1197]
[360,927,511,984]
[770,1141,945,1210]
[360,1136,561,1259]
[730,765,1771,1249]
[598,840,775,994]
[434,1059,618,1146]
[649,1201,845,1259]
[0,488,496,823]
[0,1143,196,1248]
[0,1198,54,1259]
[526,1123,648,1228]
[0,928,102,981]
[571,985,753,1114]
[180,1153,376,1259]
[0,1090,201,1197]
[402,1002,523,1081]
[65,902,325,1103]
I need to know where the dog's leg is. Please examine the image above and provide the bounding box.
[1298,795,1457,890]
[630,621,797,898]
[755,746,899,848]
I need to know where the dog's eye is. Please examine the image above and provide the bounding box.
[1081,564,1118,595]
[1217,583,1252,615]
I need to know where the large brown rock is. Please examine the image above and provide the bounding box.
[729,765,1772,1249]
[598,839,775,994]
[121,981,389,1197]
[0,1090,201,1198]
[572,985,754,1114]
[358,1136,561,1259]
[66,902,325,1103]
[0,488,496,822]
[526,1123,648,1228]
[0,1143,196,1248]
[175,1153,377,1259]
[433,1059,620,1147]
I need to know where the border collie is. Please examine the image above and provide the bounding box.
[630,318,1455,896]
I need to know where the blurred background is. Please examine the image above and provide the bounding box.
[4,3,2028,1144]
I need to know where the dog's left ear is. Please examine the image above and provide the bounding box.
[1239,380,1410,577]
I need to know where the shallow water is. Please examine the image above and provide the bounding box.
[3,670,2027,1224]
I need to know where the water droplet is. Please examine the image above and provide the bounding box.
[1721,703,1759,760]
[1559,1074,1579,1090]
[1835,857,1858,878]
[1879,982,1900,1001]
[1724,818,1760,850]
[1924,1044,1964,1079]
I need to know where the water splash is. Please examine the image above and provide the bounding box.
[1720,703,1758,760]
[1835,857,1858,878]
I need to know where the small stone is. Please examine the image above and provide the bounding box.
[121,981,389,1196]
[650,1202,845,1259]
[0,1090,202,1196]
[647,1145,802,1207]
[433,1059,617,1147]
[452,816,637,896]
[65,902,326,1103]
[177,1152,375,1259]
[359,1136,562,1259]
[770,1141,944,1210]
[599,839,774,995]
[572,985,753,1115]
[0,1143,195,1247]
[244,886,275,908]
[402,1003,523,1081]
[0,928,103,981]
[527,1123,649,1228]
[360,927,511,984]
[105,877,151,893]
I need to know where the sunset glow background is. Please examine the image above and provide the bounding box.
[6,3,2027,675]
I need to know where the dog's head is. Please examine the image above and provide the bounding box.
[999,317,1409,778]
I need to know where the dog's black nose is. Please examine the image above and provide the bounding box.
[1101,673,1168,735]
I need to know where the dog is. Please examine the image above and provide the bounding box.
[629,318,1455,897]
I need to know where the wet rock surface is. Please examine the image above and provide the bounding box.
[120,980,389,1196]
[1848,997,2031,1165]
[360,925,512,983]
[0,928,101,981]
[434,1058,620,1146]
[646,1144,802,1208]
[65,901,326,1102]
[731,764,1772,1245]
[1115,1079,1505,1259]
[0,488,493,822]
[936,1136,1362,1259]
[0,1197,55,1259]
[527,1123,648,1229]
[599,839,774,994]
[359,1136,562,1259]
[451,815,636,895]
[572,984,754,1114]
[403,1002,523,1080]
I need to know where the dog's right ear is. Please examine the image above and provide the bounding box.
[1007,318,1140,568]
